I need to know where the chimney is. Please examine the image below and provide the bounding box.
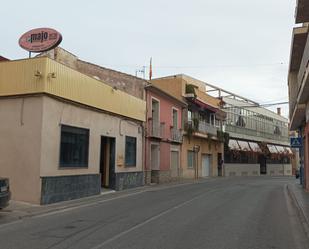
[277,107,281,116]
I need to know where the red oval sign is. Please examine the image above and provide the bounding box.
[19,28,62,53]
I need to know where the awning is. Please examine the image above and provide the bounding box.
[237,140,251,151]
[267,144,278,154]
[193,98,219,113]
[248,142,262,152]
[275,145,286,153]
[228,139,240,150]
[285,147,293,155]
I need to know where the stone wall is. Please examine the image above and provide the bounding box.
[39,47,147,100]
[41,174,101,204]
[114,172,144,191]
[151,170,173,183]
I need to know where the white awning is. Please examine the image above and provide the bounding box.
[275,145,285,153]
[267,144,278,154]
[228,139,240,150]
[237,140,251,151]
[248,142,262,152]
[285,147,293,154]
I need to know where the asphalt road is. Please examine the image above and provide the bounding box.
[0,177,308,249]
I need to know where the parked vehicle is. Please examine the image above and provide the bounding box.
[0,178,10,209]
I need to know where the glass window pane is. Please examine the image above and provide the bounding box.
[125,136,137,167]
[60,125,89,168]
[187,151,194,168]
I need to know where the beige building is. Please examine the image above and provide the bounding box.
[151,74,226,179]
[0,57,146,204]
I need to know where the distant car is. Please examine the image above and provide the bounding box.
[0,178,10,209]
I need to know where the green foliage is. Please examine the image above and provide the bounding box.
[185,84,197,98]
[192,117,199,130]
[217,130,229,145]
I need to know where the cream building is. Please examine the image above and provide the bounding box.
[0,57,146,204]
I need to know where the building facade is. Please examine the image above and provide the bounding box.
[145,84,186,184]
[0,57,146,204]
[151,74,226,179]
[202,83,292,176]
[288,1,309,189]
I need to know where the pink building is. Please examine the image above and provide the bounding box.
[145,84,187,183]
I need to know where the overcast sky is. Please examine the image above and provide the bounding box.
[1,0,296,118]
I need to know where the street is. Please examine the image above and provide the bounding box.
[0,177,308,249]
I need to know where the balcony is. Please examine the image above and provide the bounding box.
[148,119,165,138]
[289,26,309,130]
[295,0,309,24]
[185,120,217,138]
[225,125,289,143]
[198,121,217,136]
[170,127,183,143]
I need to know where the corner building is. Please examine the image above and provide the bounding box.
[0,57,146,204]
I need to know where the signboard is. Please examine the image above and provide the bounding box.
[19,28,62,53]
[290,137,302,148]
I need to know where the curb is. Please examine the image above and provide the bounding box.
[286,184,309,238]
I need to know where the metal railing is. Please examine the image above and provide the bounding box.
[225,124,289,142]
[149,120,165,138]
[170,128,183,143]
[198,120,217,136]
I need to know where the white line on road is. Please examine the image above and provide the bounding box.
[89,188,219,249]
[32,181,202,219]
[0,180,204,230]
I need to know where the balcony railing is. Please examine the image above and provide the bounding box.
[198,121,217,136]
[149,120,165,138]
[185,120,218,137]
[225,124,289,142]
[170,128,183,143]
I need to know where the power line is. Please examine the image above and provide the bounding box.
[104,62,286,70]
[223,101,289,109]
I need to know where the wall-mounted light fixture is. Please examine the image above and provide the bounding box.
[34,70,42,77]
[48,72,56,79]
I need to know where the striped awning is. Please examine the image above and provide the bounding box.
[248,142,262,152]
[275,145,286,153]
[228,139,240,150]
[237,140,251,151]
[267,144,278,154]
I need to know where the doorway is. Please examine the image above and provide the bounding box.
[218,153,223,176]
[100,136,116,189]
[151,144,160,170]
[259,155,267,175]
[170,150,179,178]
[202,154,211,177]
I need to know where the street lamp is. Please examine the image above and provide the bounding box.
[193,145,200,179]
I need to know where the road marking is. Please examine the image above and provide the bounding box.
[0,179,217,230]
[89,188,219,249]
[0,219,23,231]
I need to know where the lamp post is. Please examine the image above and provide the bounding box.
[193,145,200,179]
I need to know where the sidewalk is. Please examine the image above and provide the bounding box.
[287,180,309,236]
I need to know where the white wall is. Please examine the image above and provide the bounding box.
[0,97,42,203]
[224,164,260,176]
[40,96,143,177]
[267,164,292,176]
